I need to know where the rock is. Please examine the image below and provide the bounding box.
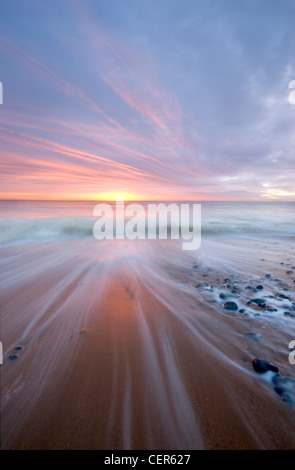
[264,307,278,312]
[231,287,240,294]
[14,345,23,351]
[252,358,279,374]
[256,285,264,290]
[244,333,260,342]
[286,270,293,275]
[245,285,253,290]
[224,301,238,311]
[79,328,88,334]
[196,282,209,288]
[284,312,295,318]
[265,274,272,279]
[8,354,18,360]
[272,376,295,404]
[251,298,267,306]
[239,309,246,313]
[277,293,291,300]
[248,299,267,309]
[219,293,227,299]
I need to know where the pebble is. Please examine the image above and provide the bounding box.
[219,293,227,299]
[277,293,291,300]
[8,354,19,360]
[284,312,295,318]
[265,274,271,279]
[224,301,238,311]
[244,333,260,342]
[256,285,264,290]
[79,328,88,334]
[272,375,295,405]
[196,282,209,288]
[252,358,279,374]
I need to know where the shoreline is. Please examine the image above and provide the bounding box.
[1,236,295,449]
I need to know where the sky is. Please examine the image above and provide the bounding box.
[0,0,294,201]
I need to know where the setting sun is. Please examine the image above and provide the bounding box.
[96,192,138,201]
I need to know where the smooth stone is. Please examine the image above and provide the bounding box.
[256,285,264,290]
[284,312,295,318]
[252,358,279,374]
[273,376,295,404]
[265,274,272,278]
[219,293,227,299]
[224,301,238,311]
[14,345,23,351]
[8,354,19,360]
[231,287,240,294]
[196,282,209,288]
[277,294,291,300]
[244,333,260,342]
[251,299,267,306]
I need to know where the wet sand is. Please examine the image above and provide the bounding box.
[1,237,295,449]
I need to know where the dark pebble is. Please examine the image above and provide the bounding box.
[14,345,23,351]
[277,293,291,300]
[286,270,293,275]
[265,274,271,278]
[264,307,278,312]
[239,309,246,313]
[245,285,253,290]
[8,354,19,360]
[224,301,238,311]
[219,293,227,299]
[272,376,295,404]
[196,282,209,288]
[251,298,266,305]
[252,358,279,374]
[231,287,240,294]
[256,285,264,290]
[284,312,295,318]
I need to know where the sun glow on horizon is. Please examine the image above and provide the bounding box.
[95,192,138,201]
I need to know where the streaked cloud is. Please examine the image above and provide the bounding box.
[0,0,294,200]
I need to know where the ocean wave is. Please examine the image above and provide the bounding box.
[0,215,294,244]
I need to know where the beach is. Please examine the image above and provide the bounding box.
[1,201,295,449]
